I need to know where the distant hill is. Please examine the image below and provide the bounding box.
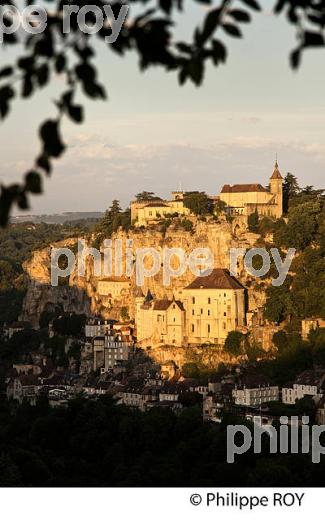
[11,212,104,225]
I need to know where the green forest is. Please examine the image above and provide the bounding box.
[1,395,325,487]
[0,221,92,324]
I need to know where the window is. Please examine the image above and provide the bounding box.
[192,297,195,304]
[201,308,203,314]
[208,297,211,304]
[208,324,211,334]
[192,309,194,316]
[208,310,210,316]
[191,324,195,333]
[224,312,227,317]
[223,323,226,330]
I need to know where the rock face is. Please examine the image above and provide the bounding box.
[21,239,91,326]
[148,344,236,368]
[21,217,266,328]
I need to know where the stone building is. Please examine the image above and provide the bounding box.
[97,277,131,299]
[219,161,283,219]
[135,269,246,347]
[181,268,246,345]
[130,162,283,227]
[301,317,325,341]
[136,291,186,347]
[131,191,190,227]
[93,332,133,373]
[282,370,325,405]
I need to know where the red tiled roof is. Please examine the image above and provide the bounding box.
[221,184,268,194]
[144,202,168,208]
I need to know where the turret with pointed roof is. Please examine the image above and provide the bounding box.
[270,160,283,180]
[269,160,283,218]
[145,289,154,304]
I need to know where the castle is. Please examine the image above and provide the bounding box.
[219,161,283,219]
[130,161,283,227]
[135,269,246,347]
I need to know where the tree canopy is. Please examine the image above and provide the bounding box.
[183,191,213,215]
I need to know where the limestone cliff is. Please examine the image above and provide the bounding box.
[21,239,91,326]
[21,217,266,326]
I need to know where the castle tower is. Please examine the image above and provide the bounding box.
[269,160,283,218]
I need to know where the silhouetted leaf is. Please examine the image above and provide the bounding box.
[211,39,227,64]
[25,171,42,194]
[37,154,51,174]
[22,75,33,98]
[304,31,325,47]
[55,54,66,74]
[229,9,251,23]
[36,64,49,87]
[0,85,14,119]
[240,0,260,11]
[200,8,222,44]
[222,23,242,38]
[290,48,301,69]
[67,105,84,123]
[39,120,65,158]
[0,67,13,79]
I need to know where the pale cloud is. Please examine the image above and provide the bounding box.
[11,134,321,216]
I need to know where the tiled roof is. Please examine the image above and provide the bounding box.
[144,202,168,208]
[185,269,244,291]
[221,184,268,194]
[153,299,185,311]
[236,374,274,389]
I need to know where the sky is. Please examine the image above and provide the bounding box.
[1,1,325,214]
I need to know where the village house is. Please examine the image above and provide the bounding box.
[316,396,325,424]
[203,394,224,423]
[6,321,31,339]
[12,363,42,376]
[117,383,158,411]
[282,370,325,405]
[85,317,116,338]
[301,317,325,341]
[96,277,132,303]
[232,375,279,406]
[6,374,40,405]
[93,332,133,373]
[158,384,181,402]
